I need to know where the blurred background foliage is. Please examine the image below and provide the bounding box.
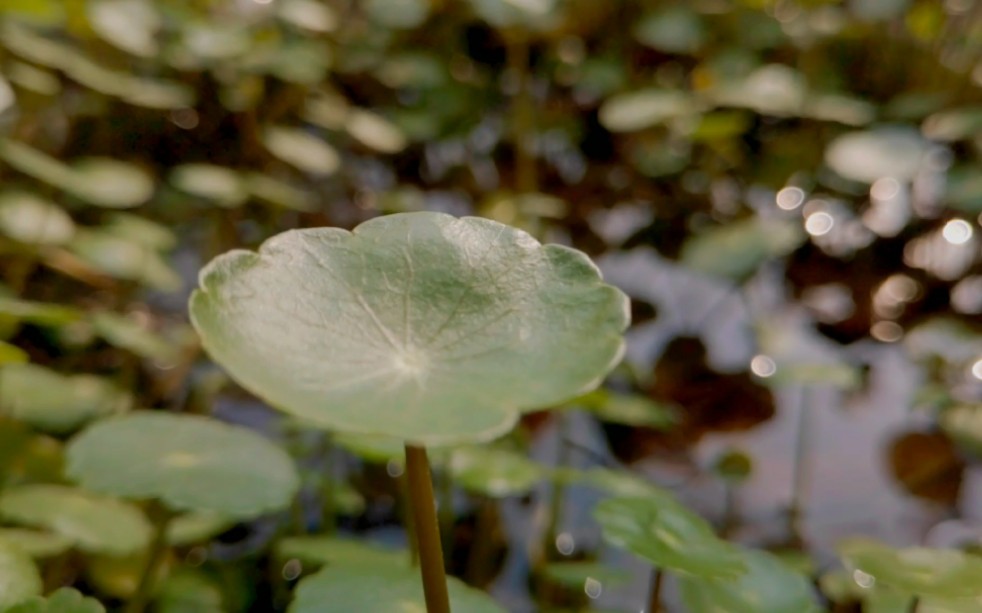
[2,0,982,611]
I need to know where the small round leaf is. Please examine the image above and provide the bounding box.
[0,529,71,559]
[449,446,544,497]
[0,364,131,434]
[0,485,151,555]
[288,564,505,613]
[7,587,106,613]
[678,548,821,613]
[839,538,982,599]
[594,496,745,578]
[277,535,407,569]
[190,212,629,446]
[66,412,300,518]
[0,538,41,609]
[0,191,74,246]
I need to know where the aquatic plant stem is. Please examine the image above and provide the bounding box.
[506,29,537,194]
[405,444,451,613]
[788,386,812,544]
[908,596,920,612]
[125,502,173,613]
[647,567,663,613]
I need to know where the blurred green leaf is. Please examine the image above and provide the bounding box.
[0,484,151,555]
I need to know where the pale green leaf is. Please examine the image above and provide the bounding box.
[0,528,72,558]
[7,587,106,613]
[839,538,982,599]
[0,364,131,433]
[0,485,151,555]
[288,564,505,613]
[67,412,300,518]
[189,212,629,445]
[594,496,745,578]
[678,548,820,612]
[262,126,340,175]
[0,538,42,610]
[0,191,74,245]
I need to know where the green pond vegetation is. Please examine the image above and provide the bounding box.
[1,0,982,611]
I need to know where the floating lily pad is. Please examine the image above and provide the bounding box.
[277,535,407,569]
[711,65,807,116]
[0,191,74,245]
[68,229,181,291]
[633,6,705,53]
[289,564,505,613]
[67,412,300,518]
[262,126,340,176]
[680,217,805,280]
[825,127,929,184]
[166,512,234,547]
[244,173,315,211]
[466,0,557,30]
[450,446,544,497]
[169,164,248,208]
[0,528,72,558]
[594,496,745,578]
[7,587,106,613]
[365,0,429,29]
[92,312,179,363]
[346,109,407,154]
[0,140,153,208]
[0,485,151,555]
[0,539,41,610]
[279,0,337,33]
[0,363,131,433]
[154,569,224,613]
[190,212,629,445]
[599,89,694,133]
[678,548,820,612]
[839,538,982,599]
[65,158,155,208]
[87,0,160,57]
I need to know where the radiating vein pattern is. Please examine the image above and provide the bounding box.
[190,212,629,445]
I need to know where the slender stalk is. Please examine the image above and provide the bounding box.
[505,29,537,194]
[437,458,454,564]
[405,444,451,613]
[908,596,920,613]
[647,567,663,613]
[125,502,173,613]
[321,433,336,536]
[543,413,571,561]
[788,386,812,545]
[464,498,495,586]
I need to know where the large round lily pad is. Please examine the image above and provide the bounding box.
[0,485,151,555]
[0,538,41,610]
[678,548,820,612]
[594,496,745,579]
[288,564,505,613]
[66,412,300,518]
[190,212,629,445]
